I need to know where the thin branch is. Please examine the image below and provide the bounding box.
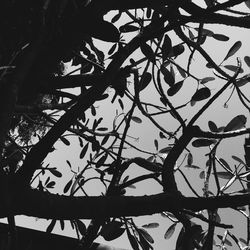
[194,127,250,139]
[177,169,200,197]
[183,210,233,229]
[119,173,161,190]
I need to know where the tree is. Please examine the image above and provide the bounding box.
[1,0,250,249]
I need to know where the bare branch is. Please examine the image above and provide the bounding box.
[10,189,250,220]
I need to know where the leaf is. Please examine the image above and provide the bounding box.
[188,29,195,40]
[191,87,211,102]
[118,98,124,110]
[93,20,120,42]
[200,77,215,84]
[139,72,152,91]
[219,158,232,171]
[184,164,200,169]
[91,105,96,116]
[122,175,129,183]
[108,43,117,55]
[101,221,125,241]
[169,44,185,58]
[63,179,73,193]
[162,34,172,61]
[46,219,56,233]
[66,160,71,168]
[208,120,218,132]
[128,184,136,189]
[164,223,177,240]
[239,238,247,245]
[146,8,152,18]
[45,176,50,186]
[50,168,62,178]
[60,220,65,231]
[192,138,216,147]
[239,171,250,178]
[97,127,108,131]
[187,152,193,165]
[142,223,159,229]
[119,24,140,33]
[70,220,75,230]
[161,211,177,221]
[246,0,250,9]
[101,134,109,146]
[212,33,229,41]
[224,64,243,73]
[206,62,213,68]
[131,116,142,123]
[80,143,89,159]
[218,126,225,132]
[232,155,246,166]
[176,65,186,78]
[154,139,158,150]
[160,65,175,87]
[217,234,233,246]
[244,56,250,68]
[175,226,185,250]
[221,175,237,191]
[215,171,234,179]
[159,146,172,153]
[215,213,221,223]
[138,228,154,244]
[46,181,55,188]
[60,136,70,146]
[105,227,125,241]
[223,41,242,61]
[78,137,83,147]
[146,156,154,163]
[159,131,166,139]
[111,12,121,23]
[127,230,140,250]
[167,80,184,96]
[224,115,247,132]
[195,27,214,37]
[96,154,108,168]
[134,157,162,172]
[160,97,167,106]
[199,171,205,179]
[140,43,155,63]
[75,220,86,236]
[236,74,250,87]
[97,93,109,101]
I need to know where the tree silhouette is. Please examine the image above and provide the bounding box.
[1,0,250,249]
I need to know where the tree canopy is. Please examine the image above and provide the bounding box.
[1,0,250,249]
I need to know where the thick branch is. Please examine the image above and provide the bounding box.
[87,0,173,12]
[40,74,104,92]
[162,126,196,192]
[183,13,250,29]
[9,189,250,220]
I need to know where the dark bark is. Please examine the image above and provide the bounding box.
[5,189,249,220]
